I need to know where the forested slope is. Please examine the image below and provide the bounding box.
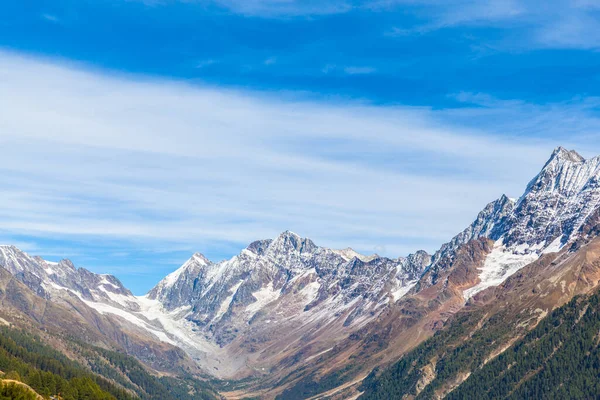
[0,326,219,400]
[360,288,600,399]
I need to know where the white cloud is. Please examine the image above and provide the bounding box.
[210,0,352,17]
[195,59,217,68]
[343,66,376,75]
[322,65,376,75]
[0,51,598,259]
[41,13,60,23]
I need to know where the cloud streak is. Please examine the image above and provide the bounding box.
[343,66,377,75]
[208,0,600,50]
[210,0,353,17]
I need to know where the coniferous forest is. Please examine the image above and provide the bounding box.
[360,288,600,399]
[0,326,217,400]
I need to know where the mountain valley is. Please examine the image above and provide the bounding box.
[2,147,600,399]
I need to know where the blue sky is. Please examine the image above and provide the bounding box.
[1,0,600,294]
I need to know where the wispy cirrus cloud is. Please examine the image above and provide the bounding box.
[385,0,600,50]
[321,64,376,75]
[343,66,376,75]
[195,59,218,68]
[210,0,353,17]
[1,50,600,291]
[208,0,600,50]
[41,13,60,23]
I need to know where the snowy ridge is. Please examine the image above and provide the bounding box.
[0,245,222,366]
[156,252,211,290]
[146,230,431,349]
[0,245,133,305]
[431,194,515,268]
[457,147,600,299]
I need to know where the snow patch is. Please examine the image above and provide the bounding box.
[300,281,321,304]
[331,248,378,262]
[463,239,542,300]
[83,299,175,344]
[542,236,565,254]
[100,288,138,307]
[136,295,218,352]
[215,280,243,320]
[99,276,120,289]
[246,282,281,315]
[391,279,418,302]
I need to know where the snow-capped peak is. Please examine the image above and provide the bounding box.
[548,146,585,164]
[141,229,432,352]
[459,147,600,299]
[0,245,132,305]
[191,252,211,266]
[268,230,317,255]
[508,148,600,245]
[523,147,598,197]
[155,252,212,290]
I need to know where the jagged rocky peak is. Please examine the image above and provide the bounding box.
[504,147,600,247]
[423,147,600,299]
[468,194,515,240]
[400,250,431,270]
[144,230,434,348]
[190,252,211,266]
[525,146,598,196]
[0,245,41,270]
[269,230,318,254]
[179,251,212,271]
[549,146,585,163]
[148,251,213,297]
[245,239,273,256]
[435,147,600,265]
[0,245,70,282]
[57,259,76,271]
[394,250,431,291]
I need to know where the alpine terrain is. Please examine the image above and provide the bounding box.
[2,147,600,399]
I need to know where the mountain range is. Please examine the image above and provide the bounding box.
[1,146,600,399]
